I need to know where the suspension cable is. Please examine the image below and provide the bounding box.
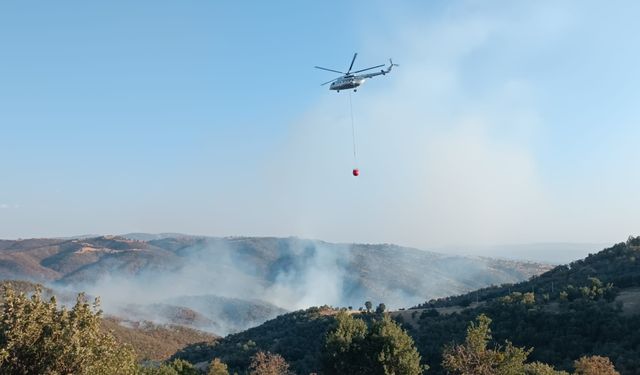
[349,92,358,165]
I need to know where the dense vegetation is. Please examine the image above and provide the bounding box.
[173,307,335,374]
[407,291,640,373]
[0,285,137,374]
[0,283,222,375]
[174,238,639,374]
[406,237,640,374]
[416,237,640,309]
[322,311,424,374]
[0,280,217,362]
[1,237,638,374]
[441,314,618,375]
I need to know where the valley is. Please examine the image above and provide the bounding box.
[0,234,550,335]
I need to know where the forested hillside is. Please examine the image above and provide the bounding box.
[0,235,550,335]
[416,235,640,309]
[173,307,335,373]
[3,237,637,373]
[174,237,640,374]
[402,236,640,373]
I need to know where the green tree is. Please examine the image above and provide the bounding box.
[249,351,292,375]
[137,364,182,375]
[323,311,424,375]
[559,291,568,302]
[573,356,619,375]
[167,359,199,375]
[627,235,640,247]
[376,303,387,314]
[323,311,368,374]
[209,358,230,375]
[522,292,535,305]
[524,362,569,375]
[442,314,530,375]
[370,314,424,375]
[138,359,199,375]
[0,285,136,374]
[365,301,373,313]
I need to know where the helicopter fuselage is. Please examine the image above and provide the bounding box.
[330,75,366,91]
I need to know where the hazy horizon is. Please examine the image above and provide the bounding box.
[0,231,615,264]
[1,1,639,251]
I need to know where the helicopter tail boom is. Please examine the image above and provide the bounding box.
[360,58,398,79]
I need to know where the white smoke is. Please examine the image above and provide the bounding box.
[66,239,354,335]
[256,3,556,248]
[263,242,349,310]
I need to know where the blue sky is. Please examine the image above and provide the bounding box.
[1,1,639,251]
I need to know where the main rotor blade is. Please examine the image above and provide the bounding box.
[347,53,358,73]
[351,64,385,74]
[321,77,340,86]
[315,66,345,74]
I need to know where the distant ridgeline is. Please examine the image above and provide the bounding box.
[416,235,640,309]
[403,236,640,374]
[2,236,639,373]
[173,237,640,374]
[0,234,552,314]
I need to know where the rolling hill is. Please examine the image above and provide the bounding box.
[172,237,640,374]
[0,235,550,302]
[102,317,216,362]
[0,234,551,336]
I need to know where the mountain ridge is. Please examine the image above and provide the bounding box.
[0,234,552,336]
[171,237,640,374]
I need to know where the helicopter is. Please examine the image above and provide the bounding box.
[315,53,398,92]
